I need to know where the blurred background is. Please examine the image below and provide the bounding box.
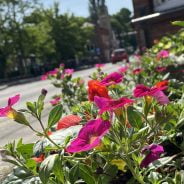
[0,0,135,83]
[0,0,183,82]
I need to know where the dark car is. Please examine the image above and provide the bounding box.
[111,49,129,63]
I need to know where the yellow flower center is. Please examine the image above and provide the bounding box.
[7,109,17,119]
[89,135,98,144]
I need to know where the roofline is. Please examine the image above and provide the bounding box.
[131,6,184,23]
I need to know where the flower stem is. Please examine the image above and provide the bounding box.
[125,157,144,184]
[37,116,61,149]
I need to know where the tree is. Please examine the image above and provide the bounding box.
[44,3,94,64]
[0,0,40,76]
[111,8,136,49]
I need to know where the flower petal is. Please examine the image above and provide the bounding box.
[8,94,20,106]
[133,85,150,97]
[66,119,111,153]
[151,90,169,105]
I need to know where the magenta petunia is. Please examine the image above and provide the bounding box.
[65,69,74,75]
[140,144,164,168]
[94,96,134,114]
[155,66,167,73]
[48,68,59,76]
[50,97,61,106]
[133,84,169,105]
[133,68,143,75]
[95,64,105,68]
[100,72,123,86]
[0,94,20,118]
[66,118,111,153]
[157,50,169,59]
[118,66,128,73]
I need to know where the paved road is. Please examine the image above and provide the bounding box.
[0,63,122,147]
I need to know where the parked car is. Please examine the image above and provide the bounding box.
[111,48,129,63]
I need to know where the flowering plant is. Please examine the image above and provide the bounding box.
[1,22,184,184]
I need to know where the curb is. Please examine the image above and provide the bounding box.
[0,76,41,91]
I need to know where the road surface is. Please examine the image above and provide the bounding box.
[0,63,122,147]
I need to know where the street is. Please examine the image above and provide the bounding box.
[0,63,121,147]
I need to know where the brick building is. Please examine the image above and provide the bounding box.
[132,0,184,49]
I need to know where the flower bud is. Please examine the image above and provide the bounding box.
[41,89,48,96]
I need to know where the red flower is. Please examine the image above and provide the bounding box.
[57,115,82,130]
[47,131,52,136]
[155,80,169,89]
[32,154,45,163]
[133,68,143,75]
[88,80,110,101]
[155,66,167,73]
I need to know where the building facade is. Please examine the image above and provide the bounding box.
[132,0,184,49]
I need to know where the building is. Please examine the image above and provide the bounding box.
[132,0,184,49]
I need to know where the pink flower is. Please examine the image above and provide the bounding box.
[94,96,134,114]
[157,50,169,59]
[134,54,141,60]
[48,68,59,76]
[60,63,65,67]
[0,95,20,118]
[133,68,143,75]
[66,118,111,153]
[95,64,105,68]
[65,69,74,75]
[155,66,167,73]
[41,74,48,80]
[133,84,169,105]
[50,97,61,106]
[118,66,128,73]
[140,144,164,168]
[100,72,123,86]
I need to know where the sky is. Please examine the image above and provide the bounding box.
[41,0,133,17]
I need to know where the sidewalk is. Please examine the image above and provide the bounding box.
[0,76,41,91]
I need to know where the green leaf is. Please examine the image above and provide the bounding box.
[53,157,65,184]
[2,159,21,167]
[69,163,80,183]
[25,159,37,174]
[79,164,96,184]
[100,164,118,184]
[26,102,36,113]
[127,106,143,129]
[2,167,41,184]
[37,94,46,117]
[48,105,62,128]
[39,154,58,184]
[16,143,34,159]
[148,156,175,170]
[172,21,184,27]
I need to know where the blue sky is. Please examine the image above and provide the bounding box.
[41,0,133,17]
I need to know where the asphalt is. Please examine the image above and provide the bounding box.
[0,63,121,147]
